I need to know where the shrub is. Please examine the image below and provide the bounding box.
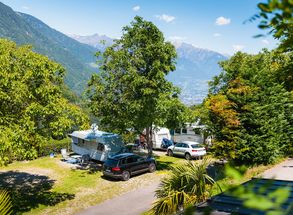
[38,138,71,157]
[149,158,220,215]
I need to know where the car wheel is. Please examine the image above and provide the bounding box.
[185,153,192,160]
[122,171,130,181]
[168,150,173,157]
[149,163,156,173]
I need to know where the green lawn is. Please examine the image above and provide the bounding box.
[0,153,183,215]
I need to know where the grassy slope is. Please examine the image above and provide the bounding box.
[0,154,183,215]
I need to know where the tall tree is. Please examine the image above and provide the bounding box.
[205,51,292,164]
[0,39,89,165]
[87,16,181,155]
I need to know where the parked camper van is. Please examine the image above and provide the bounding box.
[69,128,124,162]
[152,128,172,150]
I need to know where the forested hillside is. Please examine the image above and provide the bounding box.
[0,39,89,165]
[0,2,97,93]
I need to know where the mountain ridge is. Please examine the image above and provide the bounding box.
[0,2,98,93]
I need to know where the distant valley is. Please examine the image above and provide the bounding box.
[0,1,227,105]
[70,34,228,105]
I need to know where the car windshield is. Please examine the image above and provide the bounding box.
[191,144,204,149]
[104,158,119,166]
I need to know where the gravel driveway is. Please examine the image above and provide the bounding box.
[261,158,293,181]
[76,180,161,215]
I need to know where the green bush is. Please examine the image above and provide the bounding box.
[38,138,71,157]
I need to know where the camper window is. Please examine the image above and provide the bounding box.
[97,143,105,151]
[78,138,85,146]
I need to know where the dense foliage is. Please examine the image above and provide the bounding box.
[0,39,89,165]
[37,138,71,157]
[255,0,293,52]
[87,16,189,154]
[205,50,292,164]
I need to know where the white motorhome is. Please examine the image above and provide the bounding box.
[69,128,124,162]
[152,127,172,149]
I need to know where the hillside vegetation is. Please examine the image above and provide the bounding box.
[0,2,97,94]
[0,39,89,166]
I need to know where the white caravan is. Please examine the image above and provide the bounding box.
[69,128,124,162]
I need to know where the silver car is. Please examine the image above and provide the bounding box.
[167,141,206,160]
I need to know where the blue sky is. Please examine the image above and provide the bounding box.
[2,0,278,55]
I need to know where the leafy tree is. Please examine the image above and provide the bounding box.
[87,16,183,155]
[205,51,292,164]
[149,159,220,215]
[0,39,89,165]
[254,0,293,52]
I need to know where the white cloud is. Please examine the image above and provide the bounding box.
[233,44,244,52]
[215,16,231,26]
[155,14,175,23]
[213,33,221,37]
[22,6,29,10]
[132,5,140,11]
[262,39,269,45]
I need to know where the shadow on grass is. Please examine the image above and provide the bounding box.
[0,171,75,214]
[73,160,103,174]
[101,170,155,182]
[156,160,174,171]
[100,175,121,182]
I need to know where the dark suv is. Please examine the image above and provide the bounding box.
[103,153,156,181]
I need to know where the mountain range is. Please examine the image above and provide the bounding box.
[0,1,227,105]
[70,34,227,105]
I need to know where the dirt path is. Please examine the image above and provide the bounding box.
[76,180,160,215]
[261,158,293,181]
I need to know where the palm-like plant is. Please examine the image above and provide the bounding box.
[150,158,220,215]
[0,189,12,215]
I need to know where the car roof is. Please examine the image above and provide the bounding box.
[182,141,201,145]
[110,153,136,160]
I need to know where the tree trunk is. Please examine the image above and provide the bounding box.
[149,128,153,156]
[146,127,153,156]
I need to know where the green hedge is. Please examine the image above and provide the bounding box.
[38,138,71,157]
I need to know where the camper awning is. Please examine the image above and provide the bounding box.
[69,130,119,141]
[69,131,90,140]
